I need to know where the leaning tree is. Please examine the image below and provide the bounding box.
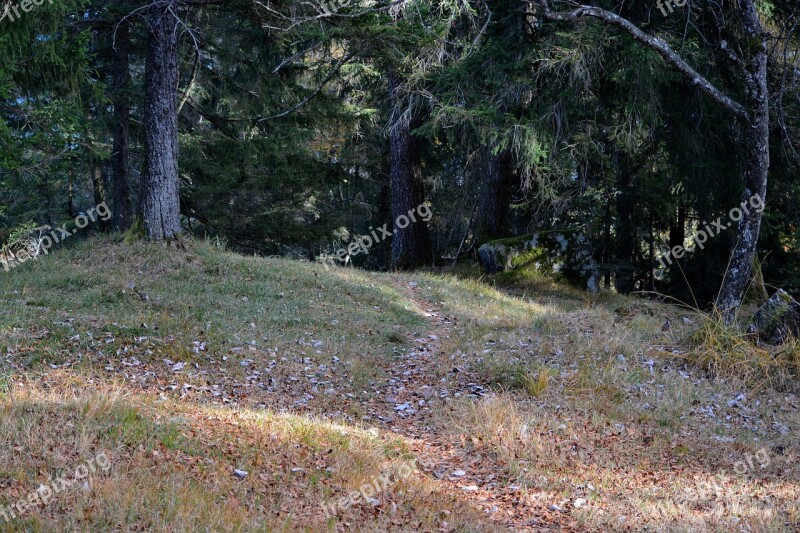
[533,0,799,322]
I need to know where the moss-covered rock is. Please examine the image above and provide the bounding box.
[748,289,800,345]
[477,229,599,292]
[743,255,769,306]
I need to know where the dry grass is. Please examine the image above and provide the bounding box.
[0,237,798,531]
[413,270,800,530]
[448,394,799,531]
[0,372,492,531]
[681,311,800,391]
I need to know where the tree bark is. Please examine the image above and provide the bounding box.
[615,169,636,294]
[668,204,686,251]
[142,1,182,241]
[378,150,392,268]
[66,168,75,218]
[716,8,770,321]
[111,21,132,232]
[388,71,432,269]
[477,149,513,241]
[648,211,655,292]
[92,163,109,231]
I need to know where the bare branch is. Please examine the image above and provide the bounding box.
[533,0,749,122]
[178,47,201,114]
[252,0,409,33]
[254,50,356,123]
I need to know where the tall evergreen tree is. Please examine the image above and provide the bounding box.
[142,0,181,240]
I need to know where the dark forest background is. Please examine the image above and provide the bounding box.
[2,0,799,309]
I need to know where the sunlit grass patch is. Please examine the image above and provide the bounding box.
[1,235,799,531]
[0,372,492,531]
[449,394,799,531]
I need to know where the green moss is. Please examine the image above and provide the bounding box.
[478,228,589,287]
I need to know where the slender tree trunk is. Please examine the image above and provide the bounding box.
[142,1,182,241]
[615,169,636,294]
[476,149,513,242]
[669,205,685,251]
[111,21,132,232]
[603,191,611,289]
[378,150,392,268]
[648,211,655,292]
[91,164,104,205]
[92,164,109,231]
[388,71,432,269]
[717,5,769,323]
[66,168,75,218]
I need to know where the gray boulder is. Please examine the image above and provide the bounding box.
[748,289,800,345]
[476,229,599,292]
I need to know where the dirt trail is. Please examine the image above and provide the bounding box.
[368,280,581,532]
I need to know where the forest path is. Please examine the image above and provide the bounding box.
[370,279,581,532]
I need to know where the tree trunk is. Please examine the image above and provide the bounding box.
[476,149,513,242]
[603,191,611,289]
[66,168,75,218]
[669,205,685,251]
[111,21,132,232]
[615,169,636,294]
[648,211,655,292]
[378,150,392,268]
[388,71,432,269]
[716,5,769,323]
[92,163,109,231]
[142,1,182,241]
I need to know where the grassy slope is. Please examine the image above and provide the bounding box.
[0,237,797,531]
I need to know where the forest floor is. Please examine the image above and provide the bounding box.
[0,237,797,531]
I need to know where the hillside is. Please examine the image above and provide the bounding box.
[0,238,797,531]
